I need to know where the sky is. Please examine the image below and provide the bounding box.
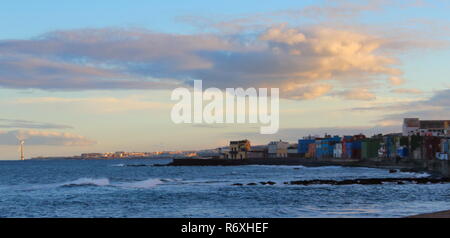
[0,0,449,159]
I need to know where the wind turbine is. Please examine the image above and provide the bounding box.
[19,140,25,161]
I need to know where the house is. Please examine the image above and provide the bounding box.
[298,138,315,157]
[333,143,343,158]
[218,147,230,159]
[227,140,251,159]
[316,136,341,159]
[247,145,268,159]
[361,138,382,159]
[268,140,289,158]
[306,143,316,158]
[287,144,299,157]
[403,118,450,136]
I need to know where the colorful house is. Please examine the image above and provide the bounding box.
[298,139,315,156]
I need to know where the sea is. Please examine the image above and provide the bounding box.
[0,159,449,218]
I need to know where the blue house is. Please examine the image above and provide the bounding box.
[298,139,315,155]
[316,136,341,159]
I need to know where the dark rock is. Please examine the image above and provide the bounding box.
[232,183,243,186]
[389,169,398,173]
[126,164,149,167]
[336,180,353,185]
[400,168,420,173]
[266,181,276,185]
[286,177,450,186]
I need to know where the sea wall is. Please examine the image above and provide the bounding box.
[168,157,450,178]
[425,159,450,177]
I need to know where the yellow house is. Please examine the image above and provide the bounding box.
[227,140,251,159]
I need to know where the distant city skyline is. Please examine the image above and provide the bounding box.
[1,0,450,159]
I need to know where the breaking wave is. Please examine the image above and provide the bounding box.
[110,163,152,167]
[61,178,110,187]
[247,165,306,169]
[116,178,163,189]
[23,178,165,190]
[399,172,430,178]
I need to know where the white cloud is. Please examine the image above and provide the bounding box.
[0,25,405,100]
[0,130,96,146]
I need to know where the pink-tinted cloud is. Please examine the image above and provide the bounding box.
[333,88,377,101]
[0,17,438,99]
[391,88,423,94]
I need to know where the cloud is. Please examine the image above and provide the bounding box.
[2,0,446,101]
[0,54,182,90]
[388,76,405,86]
[14,96,170,113]
[282,83,333,100]
[391,88,423,94]
[260,24,306,45]
[175,0,405,33]
[0,25,406,100]
[227,125,401,143]
[333,88,377,101]
[380,89,450,120]
[351,89,450,123]
[0,130,96,146]
[0,118,72,129]
[192,124,229,129]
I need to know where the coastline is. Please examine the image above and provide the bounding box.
[167,157,448,178]
[406,210,450,218]
[169,157,450,218]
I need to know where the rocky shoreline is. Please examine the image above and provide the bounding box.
[231,177,450,186]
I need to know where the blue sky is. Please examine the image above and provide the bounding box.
[0,0,449,159]
[0,0,318,38]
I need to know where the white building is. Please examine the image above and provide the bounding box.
[333,143,343,158]
[268,140,289,158]
[218,147,231,159]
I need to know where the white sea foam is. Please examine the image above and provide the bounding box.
[22,177,165,190]
[399,172,430,178]
[61,178,111,187]
[116,178,163,189]
[247,165,306,169]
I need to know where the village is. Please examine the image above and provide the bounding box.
[217,118,450,162]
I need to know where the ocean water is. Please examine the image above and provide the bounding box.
[0,159,449,218]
